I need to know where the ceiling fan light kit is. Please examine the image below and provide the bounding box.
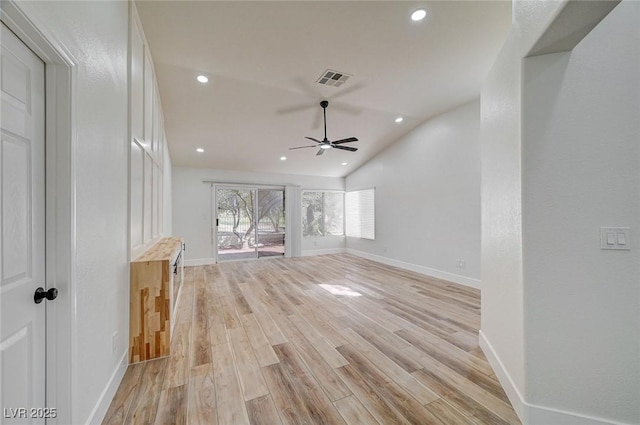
[289,100,359,156]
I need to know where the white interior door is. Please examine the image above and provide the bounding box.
[0,22,47,423]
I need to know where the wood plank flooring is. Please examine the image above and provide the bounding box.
[103,254,520,425]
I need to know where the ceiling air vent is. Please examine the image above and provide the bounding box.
[317,69,351,88]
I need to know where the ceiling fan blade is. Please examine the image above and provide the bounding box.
[312,108,323,130]
[276,103,316,115]
[288,145,317,150]
[331,102,363,115]
[291,76,320,97]
[305,137,322,144]
[333,145,358,152]
[332,137,358,145]
[316,148,325,156]
[330,82,366,101]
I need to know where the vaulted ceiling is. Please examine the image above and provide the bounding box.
[136,1,511,177]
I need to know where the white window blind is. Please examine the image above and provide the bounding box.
[345,188,375,240]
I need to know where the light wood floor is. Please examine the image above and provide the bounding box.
[103,254,520,425]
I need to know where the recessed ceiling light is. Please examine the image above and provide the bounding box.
[341,162,348,166]
[395,117,404,123]
[280,156,287,161]
[411,9,427,21]
[196,148,204,153]
[196,75,209,83]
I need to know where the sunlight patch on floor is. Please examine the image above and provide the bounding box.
[319,284,362,297]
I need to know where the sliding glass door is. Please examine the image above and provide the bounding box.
[216,188,255,260]
[216,186,285,261]
[256,189,285,258]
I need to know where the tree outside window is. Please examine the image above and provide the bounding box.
[302,191,344,237]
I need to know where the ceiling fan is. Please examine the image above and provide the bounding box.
[289,101,358,156]
[276,78,365,129]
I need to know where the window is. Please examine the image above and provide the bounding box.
[302,191,344,237]
[345,188,375,240]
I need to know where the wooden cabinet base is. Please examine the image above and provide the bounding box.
[130,237,183,363]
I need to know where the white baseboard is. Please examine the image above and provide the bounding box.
[85,350,128,425]
[345,248,481,289]
[479,331,632,425]
[302,248,346,257]
[479,330,527,422]
[184,257,216,266]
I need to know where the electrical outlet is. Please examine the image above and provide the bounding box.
[456,259,466,269]
[112,331,118,352]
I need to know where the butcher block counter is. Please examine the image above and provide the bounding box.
[129,237,184,363]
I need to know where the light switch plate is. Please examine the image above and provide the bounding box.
[600,227,631,250]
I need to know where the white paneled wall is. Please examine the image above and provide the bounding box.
[130,6,170,259]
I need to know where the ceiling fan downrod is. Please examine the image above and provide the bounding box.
[287,100,358,155]
[321,100,329,141]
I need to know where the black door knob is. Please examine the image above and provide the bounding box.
[34,287,58,304]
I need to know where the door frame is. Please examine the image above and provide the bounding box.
[211,183,286,263]
[1,2,76,424]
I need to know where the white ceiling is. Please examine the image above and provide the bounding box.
[136,1,511,178]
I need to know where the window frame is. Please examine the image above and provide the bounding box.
[301,190,345,237]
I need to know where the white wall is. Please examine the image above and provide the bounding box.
[172,167,344,263]
[481,0,639,423]
[345,100,481,288]
[13,1,130,423]
[163,140,173,235]
[130,5,172,259]
[480,27,528,404]
[302,235,345,255]
[521,1,639,422]
[480,0,568,413]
